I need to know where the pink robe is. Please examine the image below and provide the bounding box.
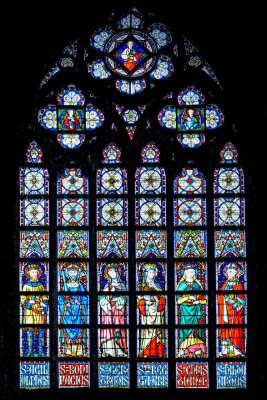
[99,285,127,357]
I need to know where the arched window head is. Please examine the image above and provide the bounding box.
[102,143,121,163]
[26,141,43,163]
[220,142,239,164]
[141,142,160,163]
[174,168,206,195]
[16,6,250,393]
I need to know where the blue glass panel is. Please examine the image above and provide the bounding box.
[216,362,246,388]
[137,362,168,388]
[20,361,50,389]
[98,362,130,388]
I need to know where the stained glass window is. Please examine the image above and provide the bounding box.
[13,6,253,396]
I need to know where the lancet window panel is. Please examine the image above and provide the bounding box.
[174,166,209,389]
[214,143,247,389]
[19,142,51,389]
[135,144,168,390]
[96,144,130,378]
[56,168,90,363]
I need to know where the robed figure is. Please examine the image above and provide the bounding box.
[61,109,82,131]
[121,41,140,72]
[137,263,167,358]
[20,264,48,357]
[59,265,88,357]
[176,265,207,358]
[217,263,246,357]
[99,264,128,357]
[180,108,202,130]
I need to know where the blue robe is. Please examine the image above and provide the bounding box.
[58,285,87,341]
[177,281,205,345]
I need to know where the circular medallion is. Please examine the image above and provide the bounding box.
[104,30,158,77]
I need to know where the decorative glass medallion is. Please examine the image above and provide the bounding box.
[57,87,85,106]
[214,167,244,194]
[20,198,49,226]
[147,23,172,49]
[141,143,160,163]
[97,167,127,194]
[88,59,112,79]
[115,79,146,94]
[103,30,157,78]
[90,27,114,52]
[57,134,85,149]
[118,11,143,29]
[174,168,206,194]
[206,104,224,130]
[177,133,205,149]
[85,106,105,130]
[149,55,174,80]
[220,142,238,164]
[136,198,166,226]
[136,166,166,194]
[123,109,139,124]
[38,105,57,130]
[157,106,176,129]
[178,87,205,105]
[97,198,128,226]
[102,144,122,164]
[26,142,43,163]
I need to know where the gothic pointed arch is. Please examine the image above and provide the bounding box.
[8,5,259,399]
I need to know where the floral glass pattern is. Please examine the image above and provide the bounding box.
[38,86,104,149]
[158,87,224,148]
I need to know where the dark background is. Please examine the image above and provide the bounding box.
[2,0,266,398]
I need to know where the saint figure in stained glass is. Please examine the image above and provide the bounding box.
[99,264,128,358]
[137,262,166,291]
[58,266,89,357]
[217,263,246,358]
[119,40,140,71]
[217,261,246,291]
[58,296,88,357]
[137,264,167,358]
[20,264,49,357]
[176,292,207,357]
[176,264,204,291]
[178,108,204,131]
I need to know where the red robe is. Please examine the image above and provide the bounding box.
[123,50,139,71]
[217,282,245,355]
[138,295,166,358]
